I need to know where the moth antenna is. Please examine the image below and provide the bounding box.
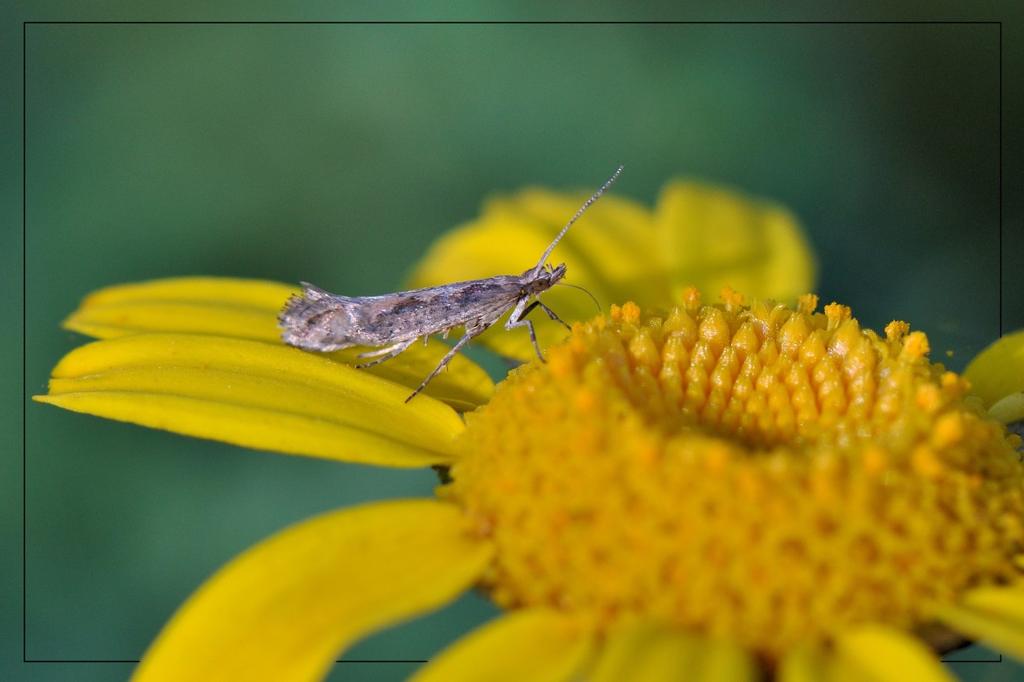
[533,165,624,275]
[554,282,602,313]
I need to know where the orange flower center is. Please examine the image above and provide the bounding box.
[444,290,1024,657]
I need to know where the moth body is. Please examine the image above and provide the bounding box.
[279,166,622,402]
[280,266,564,352]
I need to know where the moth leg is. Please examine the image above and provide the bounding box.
[512,318,543,363]
[405,331,480,403]
[534,300,572,331]
[354,340,415,369]
[357,343,405,359]
[505,300,545,363]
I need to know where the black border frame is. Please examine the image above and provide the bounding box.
[24,18,1007,667]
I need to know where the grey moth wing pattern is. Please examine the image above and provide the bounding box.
[279,166,624,402]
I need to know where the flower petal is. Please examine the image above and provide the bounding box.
[409,609,592,682]
[64,277,493,410]
[35,333,464,467]
[962,584,1024,619]
[499,188,665,299]
[833,625,956,681]
[589,622,697,681]
[934,584,1024,660]
[133,499,492,682]
[407,180,815,361]
[778,643,829,682]
[589,623,755,682]
[695,637,759,680]
[653,181,815,303]
[989,392,1024,426]
[65,276,298,339]
[936,603,1024,660]
[826,657,874,682]
[407,189,657,360]
[964,330,1024,410]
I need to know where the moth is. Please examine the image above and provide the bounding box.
[279,165,623,402]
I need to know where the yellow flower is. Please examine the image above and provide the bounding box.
[448,297,1024,677]
[33,182,1024,681]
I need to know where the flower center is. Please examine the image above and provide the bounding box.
[444,290,1024,657]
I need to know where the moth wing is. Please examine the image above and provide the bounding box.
[279,283,364,351]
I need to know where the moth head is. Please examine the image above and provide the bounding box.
[522,263,567,294]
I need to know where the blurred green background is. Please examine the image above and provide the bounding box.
[7,12,1022,682]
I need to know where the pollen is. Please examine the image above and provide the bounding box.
[446,294,1024,658]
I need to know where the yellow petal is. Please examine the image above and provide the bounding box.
[964,330,1024,409]
[962,584,1024,622]
[778,643,829,682]
[66,276,298,338]
[989,392,1024,425]
[504,188,664,297]
[133,499,492,682]
[833,625,955,682]
[65,276,493,410]
[589,622,698,682]
[654,181,816,304]
[936,601,1024,660]
[591,624,756,682]
[408,189,657,360]
[408,180,815,361]
[695,637,759,680]
[825,656,872,682]
[409,609,592,682]
[35,333,463,467]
